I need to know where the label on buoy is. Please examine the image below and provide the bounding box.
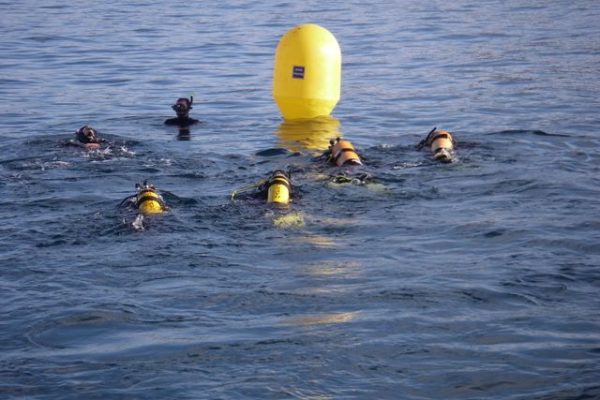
[293,66,305,79]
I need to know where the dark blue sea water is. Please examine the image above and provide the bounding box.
[1,1,600,399]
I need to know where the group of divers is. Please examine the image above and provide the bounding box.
[65,96,456,228]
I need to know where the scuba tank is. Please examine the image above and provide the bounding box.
[230,170,293,205]
[417,127,455,163]
[135,181,167,215]
[328,137,362,166]
[264,170,292,205]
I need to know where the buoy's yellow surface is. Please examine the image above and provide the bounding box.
[273,24,341,120]
[277,116,341,152]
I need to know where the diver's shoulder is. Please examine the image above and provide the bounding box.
[164,117,200,126]
[64,139,102,150]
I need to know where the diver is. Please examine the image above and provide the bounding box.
[120,180,169,215]
[321,137,372,185]
[417,127,456,163]
[231,169,306,228]
[231,169,294,206]
[326,137,363,167]
[65,125,106,151]
[164,97,199,127]
[119,180,170,230]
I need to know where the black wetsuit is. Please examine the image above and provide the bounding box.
[164,117,199,127]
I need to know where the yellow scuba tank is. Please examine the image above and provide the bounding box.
[136,182,167,215]
[328,137,362,167]
[273,24,341,120]
[418,127,455,162]
[266,170,292,205]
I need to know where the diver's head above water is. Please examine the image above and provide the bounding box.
[68,125,103,150]
[165,96,199,127]
[172,97,192,118]
[76,125,100,144]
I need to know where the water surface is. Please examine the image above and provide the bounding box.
[1,1,599,399]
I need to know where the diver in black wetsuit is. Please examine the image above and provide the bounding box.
[164,97,199,128]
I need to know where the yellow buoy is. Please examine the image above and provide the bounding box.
[273,24,341,120]
[277,115,341,152]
